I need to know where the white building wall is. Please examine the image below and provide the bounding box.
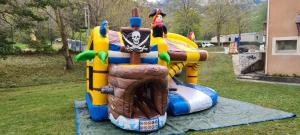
[211,33,264,43]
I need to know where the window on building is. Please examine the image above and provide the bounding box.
[275,40,297,53]
[228,37,231,42]
[272,37,300,55]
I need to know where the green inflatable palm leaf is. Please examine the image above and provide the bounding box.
[98,51,107,64]
[75,50,96,62]
[159,52,170,64]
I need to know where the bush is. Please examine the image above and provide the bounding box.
[13,46,23,55]
[17,32,32,45]
[0,30,14,59]
[42,44,55,54]
[28,39,55,54]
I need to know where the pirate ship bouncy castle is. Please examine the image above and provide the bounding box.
[75,8,218,132]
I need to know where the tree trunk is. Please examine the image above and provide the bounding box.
[238,21,242,38]
[56,9,73,70]
[237,16,242,37]
[216,23,221,46]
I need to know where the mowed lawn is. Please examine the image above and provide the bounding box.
[0,49,299,135]
[0,55,85,88]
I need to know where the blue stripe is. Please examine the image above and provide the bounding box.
[130,17,142,27]
[108,57,130,64]
[109,44,157,52]
[108,57,157,64]
[168,91,190,116]
[85,93,108,121]
[150,45,158,51]
[109,44,121,51]
[141,58,158,64]
[74,101,80,135]
[172,77,218,105]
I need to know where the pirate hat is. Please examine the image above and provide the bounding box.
[149,8,166,18]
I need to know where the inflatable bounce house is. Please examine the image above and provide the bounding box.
[75,8,218,132]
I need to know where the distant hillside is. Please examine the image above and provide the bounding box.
[157,0,267,6]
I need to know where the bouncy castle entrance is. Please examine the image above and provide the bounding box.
[128,78,168,118]
[107,65,169,119]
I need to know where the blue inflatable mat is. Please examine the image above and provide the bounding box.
[74,97,296,135]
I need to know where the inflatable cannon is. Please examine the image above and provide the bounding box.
[75,8,218,132]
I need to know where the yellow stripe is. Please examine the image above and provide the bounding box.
[152,37,168,66]
[185,64,199,84]
[178,62,185,68]
[187,52,200,62]
[166,33,198,48]
[166,33,203,62]
[171,65,180,71]
[186,77,198,84]
[168,62,187,78]
[169,69,176,77]
[168,40,200,62]
[86,27,97,50]
[117,32,125,46]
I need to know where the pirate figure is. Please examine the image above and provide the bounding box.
[149,8,167,38]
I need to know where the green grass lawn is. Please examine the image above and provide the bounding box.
[201,46,225,52]
[0,55,85,88]
[0,52,299,135]
[194,53,300,135]
[14,43,29,50]
[0,82,85,135]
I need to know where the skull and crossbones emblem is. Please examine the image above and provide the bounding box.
[122,30,149,52]
[132,31,141,45]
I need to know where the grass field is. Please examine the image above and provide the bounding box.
[0,48,299,134]
[202,46,225,52]
[0,55,85,88]
[14,43,28,50]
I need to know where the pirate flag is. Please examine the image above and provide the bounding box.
[121,28,151,53]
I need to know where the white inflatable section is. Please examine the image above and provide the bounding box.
[175,85,213,113]
[109,113,167,132]
[108,51,130,57]
[141,51,158,58]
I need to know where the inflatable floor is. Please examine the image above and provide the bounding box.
[74,97,295,135]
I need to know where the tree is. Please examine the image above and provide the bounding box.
[247,2,267,32]
[236,9,248,36]
[222,1,267,36]
[228,0,254,37]
[0,0,45,58]
[0,28,14,59]
[29,0,152,70]
[205,0,233,46]
[30,0,86,70]
[87,0,151,30]
[69,2,86,40]
[166,0,202,37]
[0,0,44,28]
